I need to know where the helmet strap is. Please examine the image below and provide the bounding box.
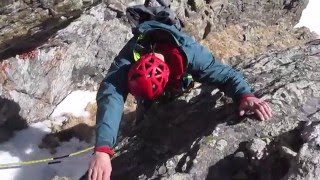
[151,43,156,54]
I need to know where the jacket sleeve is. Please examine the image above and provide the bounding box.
[95,58,131,148]
[186,42,252,100]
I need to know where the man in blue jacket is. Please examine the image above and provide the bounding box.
[88,20,272,180]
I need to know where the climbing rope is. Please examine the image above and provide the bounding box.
[0,146,94,168]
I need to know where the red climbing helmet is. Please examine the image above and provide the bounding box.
[128,53,170,100]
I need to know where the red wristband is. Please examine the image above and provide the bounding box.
[239,94,255,103]
[95,146,115,157]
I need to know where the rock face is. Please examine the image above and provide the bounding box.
[0,0,314,123]
[0,0,99,57]
[175,0,315,60]
[107,40,320,180]
[1,3,132,123]
[286,108,320,180]
[0,0,320,180]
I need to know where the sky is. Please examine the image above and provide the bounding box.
[0,1,319,180]
[295,0,320,37]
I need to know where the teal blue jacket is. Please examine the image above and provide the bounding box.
[95,21,252,148]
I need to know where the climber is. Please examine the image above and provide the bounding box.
[87,20,272,180]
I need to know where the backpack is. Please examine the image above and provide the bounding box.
[126,0,183,31]
[126,1,193,100]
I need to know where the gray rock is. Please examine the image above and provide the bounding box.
[280,146,298,159]
[299,97,320,122]
[158,165,167,175]
[216,139,228,151]
[1,3,131,123]
[285,121,320,180]
[234,151,245,158]
[247,138,267,160]
[161,173,193,180]
[187,0,205,12]
[138,174,147,180]
[51,176,69,180]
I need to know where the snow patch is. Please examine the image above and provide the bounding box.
[0,121,92,180]
[51,90,97,118]
[0,90,97,180]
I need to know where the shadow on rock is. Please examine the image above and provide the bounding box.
[0,97,28,143]
[39,110,136,155]
[0,97,55,179]
[39,123,95,154]
[98,84,246,180]
[206,124,304,180]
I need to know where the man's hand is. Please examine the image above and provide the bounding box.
[88,152,112,180]
[239,96,272,121]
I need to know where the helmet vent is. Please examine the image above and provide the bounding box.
[137,65,143,70]
[152,83,157,90]
[155,68,161,76]
[145,63,151,69]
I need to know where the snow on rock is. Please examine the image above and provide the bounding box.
[51,90,97,119]
[0,121,92,180]
[0,91,97,180]
[295,0,320,37]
